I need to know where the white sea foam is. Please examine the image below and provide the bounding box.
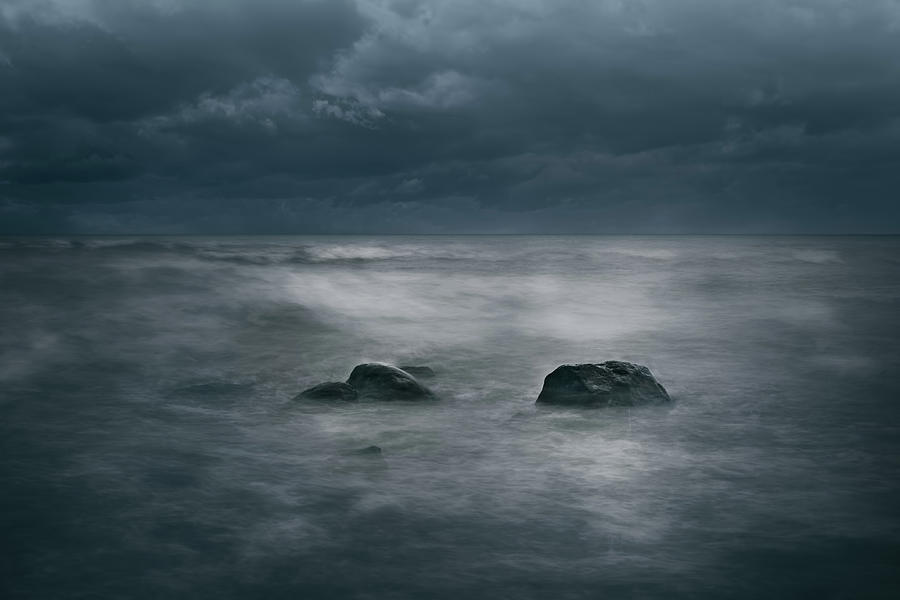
[304,244,411,261]
[793,249,842,264]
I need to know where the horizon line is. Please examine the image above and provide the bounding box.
[2,232,900,237]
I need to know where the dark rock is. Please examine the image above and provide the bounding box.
[398,365,435,378]
[295,381,358,402]
[347,363,434,401]
[536,361,670,407]
[348,445,383,456]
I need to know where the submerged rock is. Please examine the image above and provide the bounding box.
[397,365,435,378]
[296,381,358,402]
[347,363,434,401]
[536,361,670,407]
[348,445,383,456]
[338,445,388,474]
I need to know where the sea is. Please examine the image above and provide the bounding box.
[2,235,899,599]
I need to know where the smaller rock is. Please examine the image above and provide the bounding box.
[348,445,383,456]
[398,365,435,378]
[295,381,358,402]
[347,363,434,401]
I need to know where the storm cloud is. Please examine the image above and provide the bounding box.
[2,0,899,233]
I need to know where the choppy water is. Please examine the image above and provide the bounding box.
[2,235,899,599]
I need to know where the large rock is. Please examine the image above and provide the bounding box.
[536,361,670,407]
[347,363,434,401]
[296,381,358,402]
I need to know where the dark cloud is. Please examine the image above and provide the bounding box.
[1,0,899,233]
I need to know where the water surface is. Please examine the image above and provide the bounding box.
[2,235,899,598]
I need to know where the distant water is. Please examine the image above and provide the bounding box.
[2,235,899,599]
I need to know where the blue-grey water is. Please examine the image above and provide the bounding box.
[2,235,899,599]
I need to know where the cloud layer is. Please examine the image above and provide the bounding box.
[2,0,899,233]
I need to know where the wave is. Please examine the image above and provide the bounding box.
[0,238,490,266]
[301,245,414,262]
[792,249,843,264]
[0,237,863,274]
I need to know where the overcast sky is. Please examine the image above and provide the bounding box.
[1,0,899,233]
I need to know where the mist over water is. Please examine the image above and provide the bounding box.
[2,235,899,599]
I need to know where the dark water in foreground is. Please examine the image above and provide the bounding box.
[2,235,899,599]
